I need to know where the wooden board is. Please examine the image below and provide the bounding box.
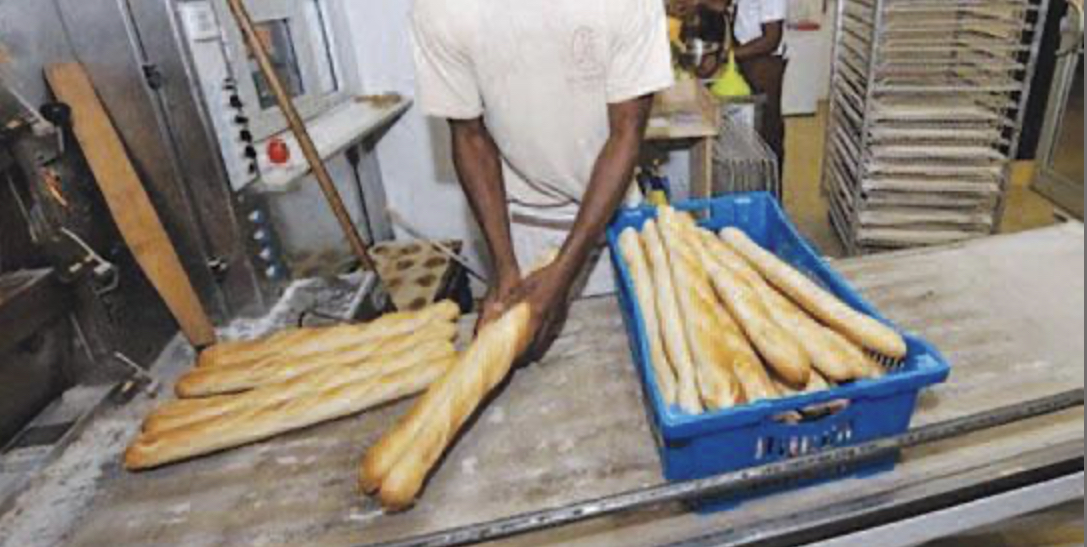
[647,81,720,141]
[3,226,1082,547]
[45,63,216,347]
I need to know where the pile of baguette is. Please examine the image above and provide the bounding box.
[125,301,462,471]
[618,206,908,415]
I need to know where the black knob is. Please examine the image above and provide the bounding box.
[229,95,244,109]
[244,145,258,159]
[234,115,250,125]
[40,103,73,128]
[239,129,253,143]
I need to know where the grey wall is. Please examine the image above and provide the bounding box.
[0,0,77,107]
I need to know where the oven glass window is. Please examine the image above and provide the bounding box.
[249,19,305,110]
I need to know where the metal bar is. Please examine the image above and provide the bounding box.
[821,0,860,196]
[223,0,382,277]
[856,0,885,207]
[364,390,1084,547]
[997,0,1052,231]
[674,444,1084,547]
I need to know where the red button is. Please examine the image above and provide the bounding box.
[267,138,291,165]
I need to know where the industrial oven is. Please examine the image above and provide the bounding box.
[0,0,404,446]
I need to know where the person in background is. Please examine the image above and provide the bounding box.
[672,0,788,169]
[412,0,674,360]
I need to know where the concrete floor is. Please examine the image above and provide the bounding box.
[781,104,1061,258]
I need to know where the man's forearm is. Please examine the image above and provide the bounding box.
[734,22,784,61]
[554,95,654,281]
[450,119,520,282]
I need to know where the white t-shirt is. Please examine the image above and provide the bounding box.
[412,0,675,214]
[734,0,788,57]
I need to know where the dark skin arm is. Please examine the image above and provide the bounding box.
[697,20,782,77]
[503,94,655,361]
[449,118,521,327]
[733,21,783,61]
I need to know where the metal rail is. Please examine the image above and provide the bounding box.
[364,390,1083,547]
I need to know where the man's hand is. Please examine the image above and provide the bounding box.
[503,263,576,363]
[476,270,520,333]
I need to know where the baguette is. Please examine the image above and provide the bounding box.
[670,221,777,402]
[618,228,678,405]
[197,301,461,369]
[773,369,832,397]
[368,304,534,510]
[720,229,908,359]
[125,357,455,471]
[658,209,744,409]
[710,296,779,402]
[175,321,459,397]
[806,369,832,392]
[196,329,311,368]
[701,232,882,381]
[360,252,556,502]
[697,235,812,386]
[640,220,703,414]
[144,339,457,435]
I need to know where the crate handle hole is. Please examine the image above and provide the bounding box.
[772,399,851,425]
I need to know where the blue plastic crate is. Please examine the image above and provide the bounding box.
[606,193,950,510]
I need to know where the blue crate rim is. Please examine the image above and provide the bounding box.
[606,192,951,441]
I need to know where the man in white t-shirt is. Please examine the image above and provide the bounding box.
[412,0,674,359]
[673,0,788,168]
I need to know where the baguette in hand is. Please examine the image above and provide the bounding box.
[363,304,534,510]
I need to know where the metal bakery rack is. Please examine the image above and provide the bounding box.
[823,0,1052,254]
[713,113,782,199]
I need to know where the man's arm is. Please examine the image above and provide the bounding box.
[553,95,654,284]
[733,20,784,61]
[449,118,521,314]
[505,94,654,360]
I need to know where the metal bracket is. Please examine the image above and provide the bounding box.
[141,64,165,90]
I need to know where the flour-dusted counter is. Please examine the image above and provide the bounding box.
[0,224,1082,547]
